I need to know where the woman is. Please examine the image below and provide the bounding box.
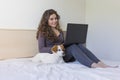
[36,9,115,68]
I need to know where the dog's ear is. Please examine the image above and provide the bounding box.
[51,45,58,53]
[60,44,65,51]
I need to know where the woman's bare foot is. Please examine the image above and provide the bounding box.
[91,62,119,68]
[91,63,101,68]
[97,61,119,68]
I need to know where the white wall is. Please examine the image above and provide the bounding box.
[0,0,85,30]
[86,0,120,61]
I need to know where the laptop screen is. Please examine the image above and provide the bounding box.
[64,23,88,46]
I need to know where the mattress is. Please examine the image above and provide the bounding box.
[0,58,120,80]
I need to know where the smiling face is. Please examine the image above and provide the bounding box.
[48,14,58,28]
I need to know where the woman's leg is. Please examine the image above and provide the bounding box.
[66,44,94,67]
[63,47,75,62]
[78,44,100,63]
[77,44,118,68]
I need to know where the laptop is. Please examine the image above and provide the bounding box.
[64,23,88,47]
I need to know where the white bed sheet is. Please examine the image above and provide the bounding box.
[0,58,120,80]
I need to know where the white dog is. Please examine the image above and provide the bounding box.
[31,44,65,64]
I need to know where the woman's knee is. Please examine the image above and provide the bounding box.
[69,44,78,48]
[78,43,84,47]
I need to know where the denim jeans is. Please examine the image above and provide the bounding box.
[63,43,100,67]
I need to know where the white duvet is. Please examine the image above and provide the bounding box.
[0,58,120,80]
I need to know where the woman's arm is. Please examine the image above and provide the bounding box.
[38,34,52,53]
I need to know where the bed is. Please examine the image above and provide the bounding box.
[0,29,120,80]
[0,58,120,80]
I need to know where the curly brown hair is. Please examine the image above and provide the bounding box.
[36,9,63,42]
